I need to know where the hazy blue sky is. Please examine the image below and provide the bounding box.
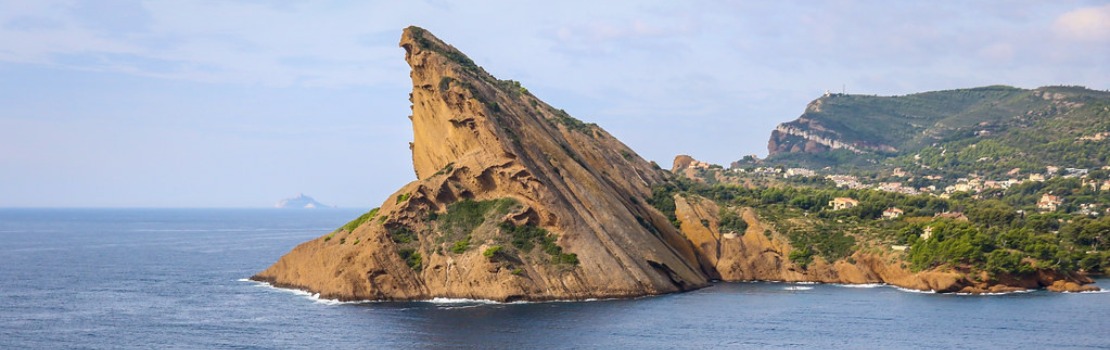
[1,1,1107,208]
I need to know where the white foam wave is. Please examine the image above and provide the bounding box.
[243,278,627,306]
[783,286,813,291]
[834,283,886,288]
[953,289,1035,296]
[426,297,501,305]
[892,286,937,294]
[241,278,372,305]
[1061,289,1108,294]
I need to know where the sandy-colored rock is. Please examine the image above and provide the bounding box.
[672,155,695,173]
[252,26,1098,301]
[1047,280,1100,293]
[252,26,707,301]
[672,194,1100,294]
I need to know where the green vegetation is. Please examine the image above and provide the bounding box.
[718,208,748,234]
[324,233,334,242]
[648,177,698,228]
[430,198,518,256]
[500,222,579,265]
[785,223,856,263]
[789,247,814,268]
[551,108,596,135]
[483,245,504,258]
[340,207,380,232]
[763,86,1110,178]
[437,199,517,235]
[657,172,1110,275]
[906,221,992,271]
[434,162,456,176]
[396,193,411,204]
[495,79,530,96]
[620,150,634,161]
[398,248,422,271]
[389,226,418,244]
[450,236,471,254]
[408,26,478,70]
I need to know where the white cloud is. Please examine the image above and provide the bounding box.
[1053,4,1110,42]
[978,42,1015,63]
[0,0,417,87]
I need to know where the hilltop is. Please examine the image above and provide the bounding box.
[759,85,1110,178]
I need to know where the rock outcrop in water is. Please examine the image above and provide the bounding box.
[274,193,332,209]
[251,26,707,302]
[253,27,1097,301]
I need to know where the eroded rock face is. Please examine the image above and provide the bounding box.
[252,26,707,302]
[673,193,1098,293]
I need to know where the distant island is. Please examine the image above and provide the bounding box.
[274,194,333,209]
[251,26,1102,303]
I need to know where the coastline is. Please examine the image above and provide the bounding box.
[245,277,1104,305]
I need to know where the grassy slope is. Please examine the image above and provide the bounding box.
[764,85,1110,176]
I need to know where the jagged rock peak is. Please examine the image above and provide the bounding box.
[251,26,709,302]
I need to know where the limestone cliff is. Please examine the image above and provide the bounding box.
[763,86,1110,172]
[251,26,707,302]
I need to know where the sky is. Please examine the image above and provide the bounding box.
[1,1,1108,208]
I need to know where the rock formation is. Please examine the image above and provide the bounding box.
[274,193,333,209]
[673,193,1098,293]
[253,27,1098,301]
[252,26,707,302]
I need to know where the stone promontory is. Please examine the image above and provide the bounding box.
[251,27,708,301]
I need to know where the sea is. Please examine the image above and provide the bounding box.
[1,208,1107,349]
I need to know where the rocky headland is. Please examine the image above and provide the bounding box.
[252,27,1099,302]
[252,26,707,302]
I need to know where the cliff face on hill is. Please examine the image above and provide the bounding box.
[251,27,707,302]
[763,86,1110,173]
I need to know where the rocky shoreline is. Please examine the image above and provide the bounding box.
[252,26,1098,303]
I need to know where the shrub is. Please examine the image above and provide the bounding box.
[483,245,504,258]
[398,248,422,271]
[786,224,855,262]
[501,222,579,266]
[620,150,634,161]
[389,226,418,244]
[396,193,411,204]
[450,237,470,254]
[438,198,517,235]
[789,247,814,268]
[718,208,748,234]
[340,207,380,232]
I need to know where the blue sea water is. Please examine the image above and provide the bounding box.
[1,209,1107,349]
